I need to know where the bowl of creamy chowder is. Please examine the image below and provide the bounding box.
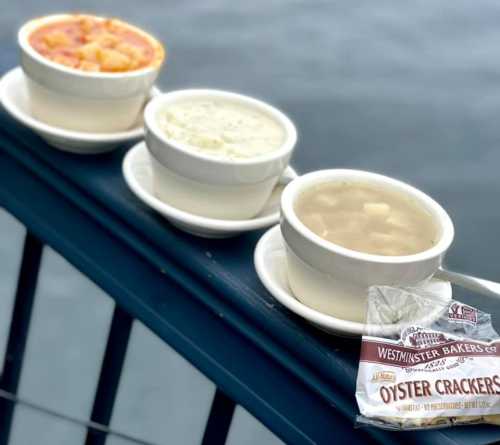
[280,169,454,323]
[144,89,297,220]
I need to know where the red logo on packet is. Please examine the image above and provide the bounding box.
[406,331,448,348]
[448,302,478,325]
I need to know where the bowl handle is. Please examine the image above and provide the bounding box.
[436,267,500,300]
[278,167,298,186]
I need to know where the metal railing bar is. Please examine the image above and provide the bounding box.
[201,388,236,445]
[85,305,133,445]
[0,231,43,445]
[0,389,159,445]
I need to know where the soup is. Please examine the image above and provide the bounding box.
[294,181,439,256]
[156,99,285,160]
[29,15,164,72]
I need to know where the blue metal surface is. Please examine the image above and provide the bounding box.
[85,306,133,445]
[201,389,236,445]
[0,232,43,445]
[0,117,387,445]
[1,111,500,444]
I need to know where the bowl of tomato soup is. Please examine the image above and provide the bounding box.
[18,14,165,133]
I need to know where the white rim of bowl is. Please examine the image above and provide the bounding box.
[144,89,298,166]
[0,67,150,142]
[18,13,164,79]
[281,169,455,264]
[122,142,290,230]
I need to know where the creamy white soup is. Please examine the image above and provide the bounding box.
[156,99,285,160]
[294,182,439,256]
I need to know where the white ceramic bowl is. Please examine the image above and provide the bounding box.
[122,142,298,238]
[280,169,454,323]
[144,89,297,220]
[0,67,158,153]
[254,224,452,337]
[18,14,165,132]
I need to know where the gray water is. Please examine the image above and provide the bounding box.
[2,1,500,444]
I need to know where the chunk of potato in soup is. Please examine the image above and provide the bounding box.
[294,182,439,256]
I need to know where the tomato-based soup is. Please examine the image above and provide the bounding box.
[29,16,163,72]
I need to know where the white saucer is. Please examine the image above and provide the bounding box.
[254,225,452,337]
[0,67,159,154]
[122,141,298,238]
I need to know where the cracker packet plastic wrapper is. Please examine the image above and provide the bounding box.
[355,285,500,430]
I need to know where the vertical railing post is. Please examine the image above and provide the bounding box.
[85,305,133,445]
[0,231,43,445]
[201,388,236,445]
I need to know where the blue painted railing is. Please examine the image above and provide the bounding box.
[1,109,500,445]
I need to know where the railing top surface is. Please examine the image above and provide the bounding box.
[2,110,500,445]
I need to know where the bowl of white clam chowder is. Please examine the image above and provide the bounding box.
[143,89,297,220]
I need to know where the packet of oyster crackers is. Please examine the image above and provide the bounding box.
[355,285,500,430]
